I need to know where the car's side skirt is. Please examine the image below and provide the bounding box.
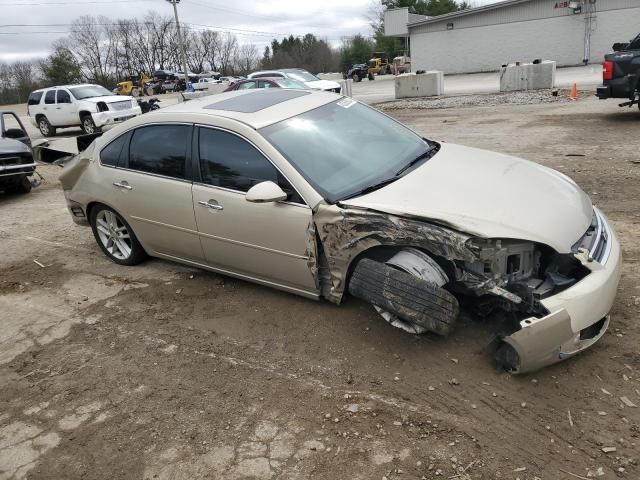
[153,251,321,301]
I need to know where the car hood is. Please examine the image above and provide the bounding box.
[340,143,593,253]
[305,79,341,90]
[83,95,133,104]
[0,137,31,155]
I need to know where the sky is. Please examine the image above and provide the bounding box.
[0,0,500,62]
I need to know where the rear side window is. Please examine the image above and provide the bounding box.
[44,90,56,104]
[28,92,43,106]
[128,125,189,179]
[100,133,129,167]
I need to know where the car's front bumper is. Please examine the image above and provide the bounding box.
[503,209,622,373]
[91,106,142,128]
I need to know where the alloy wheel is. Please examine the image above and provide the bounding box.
[95,210,132,260]
[82,118,95,134]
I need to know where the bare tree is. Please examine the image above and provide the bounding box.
[68,15,115,84]
[219,33,238,75]
[184,30,209,74]
[235,43,259,76]
[201,30,221,72]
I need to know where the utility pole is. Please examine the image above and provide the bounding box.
[166,0,190,89]
[582,0,597,65]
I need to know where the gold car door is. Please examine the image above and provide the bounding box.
[97,124,204,262]
[192,127,317,296]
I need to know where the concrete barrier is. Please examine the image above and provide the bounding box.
[394,71,444,99]
[318,73,343,81]
[499,61,556,92]
[178,84,227,102]
[339,79,353,97]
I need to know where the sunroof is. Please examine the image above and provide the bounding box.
[204,89,310,113]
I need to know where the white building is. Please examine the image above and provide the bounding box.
[385,0,640,74]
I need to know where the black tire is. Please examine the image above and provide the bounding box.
[368,73,374,81]
[81,115,100,135]
[352,73,360,83]
[89,205,146,266]
[38,116,56,137]
[7,176,32,194]
[348,258,458,336]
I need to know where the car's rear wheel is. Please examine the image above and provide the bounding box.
[352,73,360,83]
[90,205,146,266]
[81,115,99,135]
[38,116,56,137]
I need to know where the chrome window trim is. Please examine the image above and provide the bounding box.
[195,124,309,207]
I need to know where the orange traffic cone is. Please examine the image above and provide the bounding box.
[568,83,578,100]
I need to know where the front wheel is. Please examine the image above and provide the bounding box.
[90,205,146,266]
[352,73,360,83]
[7,176,32,194]
[368,73,374,81]
[81,115,99,135]
[348,256,458,336]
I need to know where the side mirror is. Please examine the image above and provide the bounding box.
[245,181,287,203]
[4,128,27,140]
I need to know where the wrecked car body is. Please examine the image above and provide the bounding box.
[0,111,37,194]
[58,89,622,373]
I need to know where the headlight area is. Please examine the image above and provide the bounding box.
[454,238,591,326]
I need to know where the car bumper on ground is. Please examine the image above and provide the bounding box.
[503,208,621,373]
[91,106,142,128]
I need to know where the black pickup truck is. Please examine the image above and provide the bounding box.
[597,33,640,109]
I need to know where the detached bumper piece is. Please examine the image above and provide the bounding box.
[500,208,621,373]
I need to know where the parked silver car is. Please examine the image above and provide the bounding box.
[59,89,621,373]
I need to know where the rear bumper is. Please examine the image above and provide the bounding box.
[91,106,142,128]
[597,77,636,99]
[503,209,621,373]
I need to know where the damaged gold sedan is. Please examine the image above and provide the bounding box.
[59,89,621,373]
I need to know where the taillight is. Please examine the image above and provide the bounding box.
[603,61,614,81]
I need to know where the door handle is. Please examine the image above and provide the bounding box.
[56,107,61,110]
[113,181,133,190]
[198,200,223,210]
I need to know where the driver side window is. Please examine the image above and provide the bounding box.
[57,90,71,104]
[198,127,304,204]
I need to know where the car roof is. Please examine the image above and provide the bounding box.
[32,83,99,92]
[158,89,339,129]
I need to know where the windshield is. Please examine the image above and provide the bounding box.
[285,70,319,82]
[629,33,640,50]
[69,85,113,99]
[274,79,307,89]
[260,99,432,203]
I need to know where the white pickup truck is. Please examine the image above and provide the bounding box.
[191,78,221,91]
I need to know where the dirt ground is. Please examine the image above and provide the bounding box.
[1,94,639,480]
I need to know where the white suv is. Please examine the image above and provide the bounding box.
[27,84,142,137]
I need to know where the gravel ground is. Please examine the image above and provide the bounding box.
[378,89,576,110]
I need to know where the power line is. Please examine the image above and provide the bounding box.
[1,0,136,5]
[0,21,303,38]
